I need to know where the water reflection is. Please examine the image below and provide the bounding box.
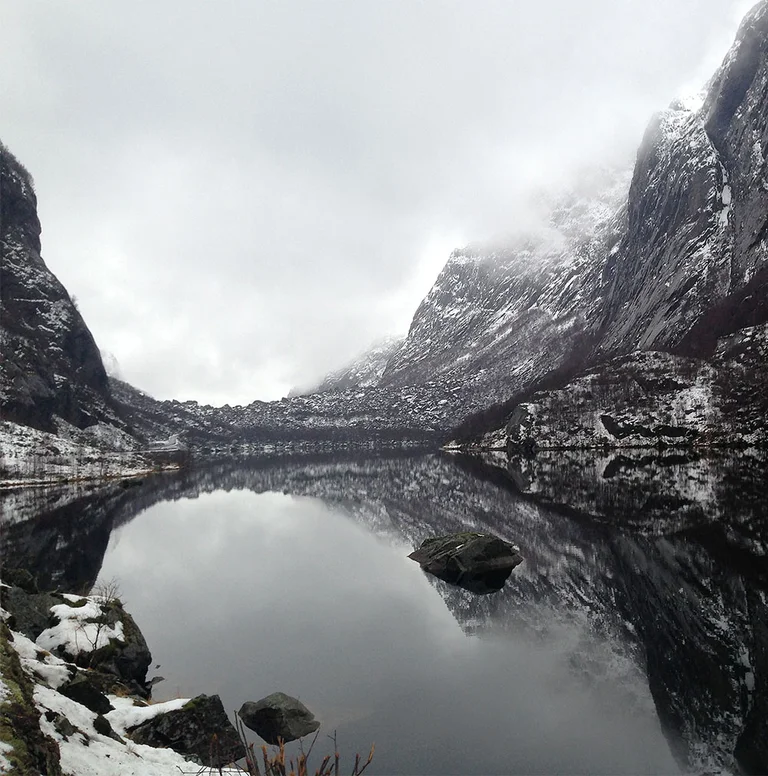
[2,451,766,775]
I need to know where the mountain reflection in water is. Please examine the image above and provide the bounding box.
[2,451,766,775]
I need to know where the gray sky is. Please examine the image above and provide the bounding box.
[0,0,753,404]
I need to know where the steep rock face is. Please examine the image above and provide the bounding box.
[387,3,768,438]
[0,143,120,433]
[590,2,768,355]
[459,3,768,449]
[595,101,730,353]
[381,170,629,410]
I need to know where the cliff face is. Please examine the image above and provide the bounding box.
[457,1,768,447]
[381,170,629,409]
[469,323,768,452]
[597,2,768,355]
[0,144,121,433]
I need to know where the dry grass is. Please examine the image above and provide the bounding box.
[191,719,374,776]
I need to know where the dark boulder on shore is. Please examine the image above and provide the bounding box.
[408,532,523,594]
[129,694,245,767]
[238,692,320,744]
[60,674,114,715]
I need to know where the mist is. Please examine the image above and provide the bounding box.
[0,0,753,403]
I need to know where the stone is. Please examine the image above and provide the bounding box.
[0,587,61,641]
[129,694,245,767]
[85,603,152,697]
[408,532,523,594]
[60,675,114,715]
[92,715,114,737]
[47,712,78,740]
[2,568,38,593]
[238,693,320,745]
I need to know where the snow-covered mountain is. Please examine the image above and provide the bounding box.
[454,2,768,446]
[299,335,404,395]
[382,168,630,407]
[4,2,768,456]
[0,143,125,434]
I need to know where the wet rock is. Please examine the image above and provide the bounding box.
[129,694,244,767]
[408,532,523,594]
[734,589,768,775]
[238,693,320,744]
[60,675,114,715]
[92,715,115,738]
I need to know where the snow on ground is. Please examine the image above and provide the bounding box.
[0,588,240,776]
[105,696,190,735]
[37,599,125,656]
[35,685,212,776]
[0,419,180,488]
[11,630,71,690]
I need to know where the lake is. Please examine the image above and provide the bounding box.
[2,450,767,774]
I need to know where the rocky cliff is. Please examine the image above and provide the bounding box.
[455,2,768,449]
[0,143,124,435]
[381,169,629,410]
[467,324,768,452]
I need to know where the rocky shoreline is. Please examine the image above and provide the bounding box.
[0,572,244,775]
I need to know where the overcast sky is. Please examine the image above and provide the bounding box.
[0,0,754,404]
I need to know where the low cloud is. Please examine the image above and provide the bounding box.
[0,0,752,403]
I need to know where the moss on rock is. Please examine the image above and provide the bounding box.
[0,623,62,775]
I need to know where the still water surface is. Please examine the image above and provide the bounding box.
[4,451,767,774]
[97,489,672,774]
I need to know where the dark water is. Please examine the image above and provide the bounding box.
[3,450,767,775]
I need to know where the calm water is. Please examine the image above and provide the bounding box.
[3,451,767,774]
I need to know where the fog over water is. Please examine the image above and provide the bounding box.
[0,0,754,403]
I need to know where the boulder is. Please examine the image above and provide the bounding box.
[2,568,39,593]
[0,587,61,641]
[238,693,320,745]
[60,675,114,715]
[79,603,153,697]
[408,532,523,594]
[129,694,244,767]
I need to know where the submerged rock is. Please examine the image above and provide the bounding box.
[129,694,245,767]
[238,692,320,744]
[408,532,523,594]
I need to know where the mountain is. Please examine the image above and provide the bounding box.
[5,2,768,458]
[0,143,124,434]
[298,335,404,395]
[382,168,630,405]
[452,2,768,448]
[108,375,450,448]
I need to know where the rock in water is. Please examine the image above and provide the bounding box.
[129,694,245,767]
[238,693,320,744]
[408,532,523,594]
